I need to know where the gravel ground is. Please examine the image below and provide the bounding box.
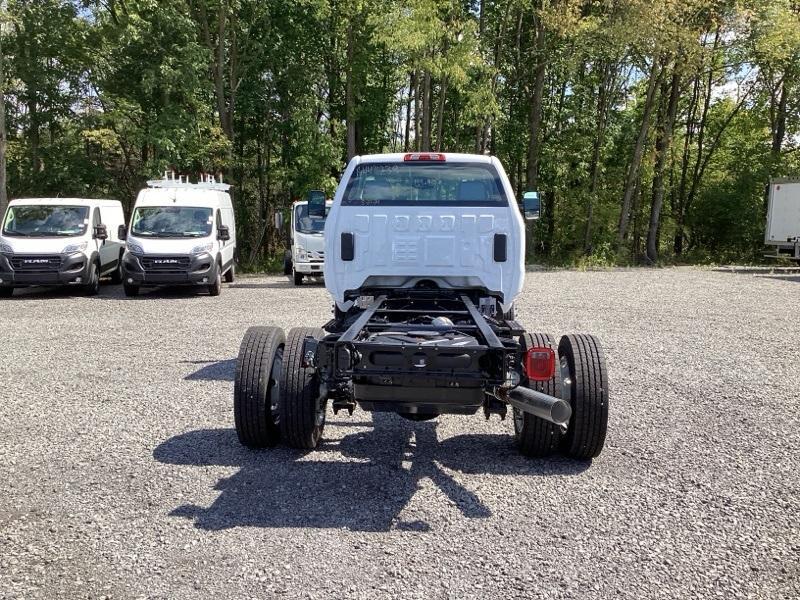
[1,268,798,599]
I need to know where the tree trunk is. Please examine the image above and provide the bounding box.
[435,79,447,152]
[525,18,546,190]
[617,57,662,248]
[214,4,232,139]
[413,69,420,151]
[404,72,413,152]
[647,60,681,263]
[421,69,432,151]
[0,29,7,217]
[345,18,356,161]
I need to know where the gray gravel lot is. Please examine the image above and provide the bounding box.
[1,268,798,599]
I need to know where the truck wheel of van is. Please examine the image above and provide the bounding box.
[208,259,223,296]
[224,262,235,283]
[110,249,124,285]
[83,260,101,296]
[292,269,303,286]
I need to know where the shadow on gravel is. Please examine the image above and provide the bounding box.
[183,359,236,381]
[758,275,800,284]
[154,413,589,532]
[229,280,325,289]
[3,280,121,300]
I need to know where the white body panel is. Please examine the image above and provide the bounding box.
[129,187,236,267]
[291,200,332,275]
[0,198,125,275]
[765,180,800,247]
[324,153,525,309]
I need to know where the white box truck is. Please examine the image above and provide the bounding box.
[283,192,332,286]
[120,175,236,297]
[0,198,126,297]
[765,178,800,260]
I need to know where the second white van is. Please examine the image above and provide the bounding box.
[120,176,236,297]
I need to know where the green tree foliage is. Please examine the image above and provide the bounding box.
[0,0,797,264]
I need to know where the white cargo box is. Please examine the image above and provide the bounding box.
[765,179,800,250]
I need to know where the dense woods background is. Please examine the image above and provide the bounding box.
[0,0,798,266]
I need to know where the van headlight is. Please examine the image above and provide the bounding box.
[62,241,88,254]
[296,247,308,262]
[191,242,214,255]
[0,242,13,254]
[127,241,144,255]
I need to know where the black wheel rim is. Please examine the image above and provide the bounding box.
[268,346,283,426]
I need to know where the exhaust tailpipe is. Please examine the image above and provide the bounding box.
[499,386,572,426]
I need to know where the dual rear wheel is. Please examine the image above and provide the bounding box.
[513,333,609,460]
[234,326,326,449]
[234,326,608,459]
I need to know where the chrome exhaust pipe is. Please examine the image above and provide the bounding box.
[498,386,572,426]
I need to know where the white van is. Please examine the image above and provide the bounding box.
[120,176,236,297]
[0,198,126,297]
[286,195,332,285]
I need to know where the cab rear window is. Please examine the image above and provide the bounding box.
[341,162,508,207]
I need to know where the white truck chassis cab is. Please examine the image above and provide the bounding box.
[233,153,609,461]
[285,198,332,285]
[121,176,236,297]
[0,198,126,297]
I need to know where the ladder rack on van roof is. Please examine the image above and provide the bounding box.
[146,172,231,192]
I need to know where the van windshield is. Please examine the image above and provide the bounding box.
[294,204,329,234]
[341,162,508,207]
[2,205,89,237]
[131,206,213,238]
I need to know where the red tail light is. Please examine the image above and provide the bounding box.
[403,153,446,162]
[524,347,556,381]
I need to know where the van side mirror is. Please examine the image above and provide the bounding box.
[118,225,127,240]
[308,190,326,219]
[217,224,231,241]
[94,224,108,240]
[274,212,284,230]
[522,192,541,221]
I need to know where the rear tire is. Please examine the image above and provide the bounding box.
[84,261,100,296]
[234,326,285,448]
[0,287,13,298]
[279,327,326,449]
[282,253,292,276]
[208,263,222,296]
[292,269,303,286]
[224,263,235,283]
[123,282,139,297]
[110,251,124,284]
[513,333,563,457]
[559,334,609,459]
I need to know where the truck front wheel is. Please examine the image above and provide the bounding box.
[208,262,222,296]
[513,333,564,457]
[84,261,101,296]
[292,269,303,286]
[558,334,609,459]
[279,327,326,449]
[234,326,285,448]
